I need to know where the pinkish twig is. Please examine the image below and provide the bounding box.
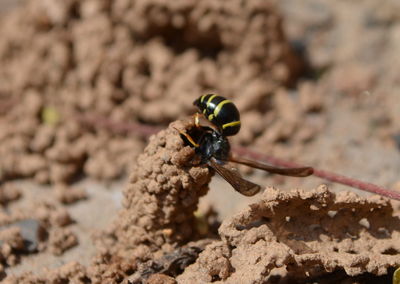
[0,98,16,114]
[76,114,400,201]
[233,146,400,201]
[75,113,163,138]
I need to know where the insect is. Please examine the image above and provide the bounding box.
[178,94,314,196]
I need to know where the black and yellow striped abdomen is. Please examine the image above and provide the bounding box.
[193,94,241,136]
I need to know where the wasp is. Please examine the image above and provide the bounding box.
[178,94,314,196]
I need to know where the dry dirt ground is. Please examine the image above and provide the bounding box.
[0,0,399,283]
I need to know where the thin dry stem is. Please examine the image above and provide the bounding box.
[75,113,163,138]
[233,146,400,201]
[0,98,16,114]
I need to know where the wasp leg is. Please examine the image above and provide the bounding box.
[174,127,207,167]
[173,127,200,148]
[193,113,218,132]
[194,112,201,128]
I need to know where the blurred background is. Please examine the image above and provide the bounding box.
[0,0,399,277]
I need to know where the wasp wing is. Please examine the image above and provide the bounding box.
[229,156,313,177]
[208,158,261,196]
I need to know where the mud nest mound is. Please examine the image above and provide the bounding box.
[0,0,323,185]
[5,0,397,283]
[179,186,400,283]
[98,119,212,261]
[4,120,400,283]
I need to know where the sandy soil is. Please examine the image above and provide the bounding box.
[0,0,399,283]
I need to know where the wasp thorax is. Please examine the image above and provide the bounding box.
[196,131,230,164]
